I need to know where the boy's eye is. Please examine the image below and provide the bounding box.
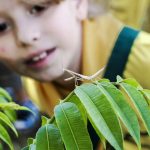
[30,5,47,15]
[0,23,9,33]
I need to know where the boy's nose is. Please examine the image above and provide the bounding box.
[17,30,41,47]
[16,22,41,47]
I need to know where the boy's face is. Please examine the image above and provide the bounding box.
[0,0,87,81]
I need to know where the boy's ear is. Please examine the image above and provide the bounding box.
[76,0,88,20]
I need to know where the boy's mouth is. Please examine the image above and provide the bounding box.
[25,47,56,66]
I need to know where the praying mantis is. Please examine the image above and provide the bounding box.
[63,67,105,84]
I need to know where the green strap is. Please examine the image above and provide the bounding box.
[103,26,139,81]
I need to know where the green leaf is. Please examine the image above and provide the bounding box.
[0,99,17,121]
[116,76,141,88]
[22,145,36,150]
[67,94,87,126]
[122,78,143,90]
[0,102,32,114]
[27,138,34,146]
[140,89,150,105]
[36,124,64,150]
[4,109,17,122]
[96,81,141,148]
[0,124,13,150]
[0,96,8,103]
[29,144,36,150]
[116,75,123,83]
[0,112,18,136]
[120,82,150,136]
[41,116,50,126]
[21,146,29,150]
[75,84,123,150]
[54,102,92,150]
[98,78,110,83]
[0,88,12,102]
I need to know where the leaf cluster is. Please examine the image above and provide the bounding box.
[0,87,31,150]
[23,76,150,150]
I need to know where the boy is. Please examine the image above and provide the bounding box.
[0,0,150,149]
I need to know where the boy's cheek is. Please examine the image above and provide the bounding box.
[0,48,13,61]
[0,48,7,59]
[0,47,6,53]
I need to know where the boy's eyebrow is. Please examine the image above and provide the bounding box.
[20,0,62,5]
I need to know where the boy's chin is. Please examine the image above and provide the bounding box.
[28,72,64,82]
